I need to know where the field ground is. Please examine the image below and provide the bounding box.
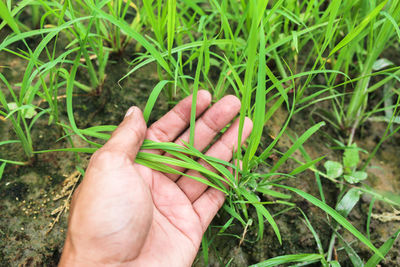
[1,47,399,266]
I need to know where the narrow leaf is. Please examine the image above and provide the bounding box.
[250,253,322,267]
[0,162,6,181]
[271,122,325,172]
[273,184,383,258]
[365,229,400,267]
[143,80,170,122]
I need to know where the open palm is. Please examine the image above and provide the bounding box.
[59,91,252,267]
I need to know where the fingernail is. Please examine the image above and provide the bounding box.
[125,107,135,118]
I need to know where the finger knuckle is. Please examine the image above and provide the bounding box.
[148,124,170,142]
[91,149,128,168]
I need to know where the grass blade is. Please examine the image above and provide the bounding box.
[143,80,171,123]
[365,229,400,267]
[89,3,172,75]
[240,188,281,243]
[244,20,266,167]
[333,228,364,267]
[289,156,325,176]
[189,45,204,145]
[274,184,383,258]
[0,1,20,34]
[270,122,325,173]
[336,188,362,218]
[328,0,388,57]
[250,253,323,267]
[0,162,6,181]
[167,0,176,56]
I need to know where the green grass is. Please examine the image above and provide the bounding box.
[1,0,400,265]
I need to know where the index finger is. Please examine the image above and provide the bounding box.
[145,90,211,151]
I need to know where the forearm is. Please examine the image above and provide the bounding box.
[59,238,124,267]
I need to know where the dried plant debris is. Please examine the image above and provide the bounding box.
[47,171,81,234]
[372,209,400,222]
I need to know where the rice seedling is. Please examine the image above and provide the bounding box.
[322,0,400,134]
[0,5,93,161]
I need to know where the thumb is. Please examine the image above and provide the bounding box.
[102,106,147,162]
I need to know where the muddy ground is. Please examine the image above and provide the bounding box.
[1,46,400,267]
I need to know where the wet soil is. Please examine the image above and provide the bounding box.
[1,47,400,267]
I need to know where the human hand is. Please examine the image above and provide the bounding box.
[59,90,253,267]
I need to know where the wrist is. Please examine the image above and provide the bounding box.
[59,236,137,267]
[58,237,101,267]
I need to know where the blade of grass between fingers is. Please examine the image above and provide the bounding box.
[273,184,383,258]
[135,156,227,194]
[137,152,228,189]
[166,150,229,190]
[82,125,117,132]
[78,129,112,141]
[181,140,236,186]
[36,143,231,193]
[140,141,237,173]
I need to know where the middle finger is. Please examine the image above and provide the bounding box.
[165,94,241,181]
